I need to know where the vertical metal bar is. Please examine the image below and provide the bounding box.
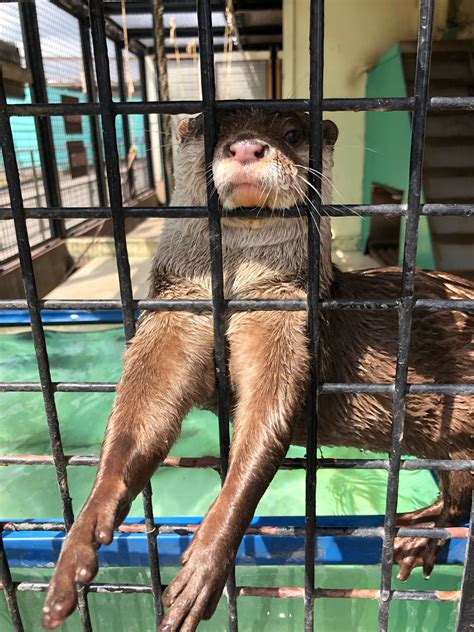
[79,16,108,208]
[18,0,64,238]
[305,0,324,629]
[88,2,164,627]
[0,71,93,632]
[152,0,174,203]
[141,483,164,627]
[0,528,24,632]
[455,493,473,632]
[115,41,135,196]
[139,54,155,191]
[270,46,278,100]
[88,0,134,339]
[31,150,42,207]
[196,1,238,629]
[377,1,434,630]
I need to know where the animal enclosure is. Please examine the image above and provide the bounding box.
[0,1,473,631]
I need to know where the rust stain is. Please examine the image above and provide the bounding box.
[435,591,460,601]
[238,586,304,599]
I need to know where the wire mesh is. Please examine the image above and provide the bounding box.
[0,1,155,265]
[0,1,472,631]
[41,4,100,215]
[0,4,53,261]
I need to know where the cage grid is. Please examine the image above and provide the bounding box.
[0,0,473,631]
[0,0,155,267]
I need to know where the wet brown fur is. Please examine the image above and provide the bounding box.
[42,110,473,632]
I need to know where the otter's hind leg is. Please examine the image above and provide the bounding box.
[394,457,473,581]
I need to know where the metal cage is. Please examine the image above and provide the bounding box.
[0,0,473,631]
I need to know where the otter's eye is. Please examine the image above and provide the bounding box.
[284,129,301,144]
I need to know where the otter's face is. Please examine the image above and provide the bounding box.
[175,110,338,210]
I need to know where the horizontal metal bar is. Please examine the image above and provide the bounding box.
[2,97,474,117]
[319,383,474,394]
[0,382,117,392]
[147,525,469,540]
[127,25,282,38]
[1,520,467,540]
[0,204,472,221]
[65,96,474,113]
[108,0,282,12]
[157,43,278,54]
[0,581,155,593]
[0,454,472,471]
[239,587,461,602]
[1,515,467,568]
[102,0,238,13]
[0,581,462,602]
[1,381,472,395]
[1,299,472,326]
[1,298,472,313]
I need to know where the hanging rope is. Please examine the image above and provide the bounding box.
[152,0,175,197]
[223,0,236,99]
[120,0,137,181]
[169,17,185,101]
[185,39,200,99]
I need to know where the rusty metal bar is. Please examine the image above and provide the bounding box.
[1,202,473,220]
[0,581,462,603]
[377,1,435,629]
[1,96,474,116]
[0,454,472,471]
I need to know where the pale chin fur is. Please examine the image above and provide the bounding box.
[212,159,311,212]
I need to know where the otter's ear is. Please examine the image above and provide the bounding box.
[323,120,338,146]
[176,117,191,142]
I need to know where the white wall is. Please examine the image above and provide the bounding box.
[283,0,449,245]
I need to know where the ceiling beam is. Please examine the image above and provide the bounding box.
[127,25,282,39]
[104,1,222,14]
[103,0,282,14]
[145,42,280,55]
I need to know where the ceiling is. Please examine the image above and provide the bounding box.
[102,0,282,54]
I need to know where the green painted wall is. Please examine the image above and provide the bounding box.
[362,44,435,268]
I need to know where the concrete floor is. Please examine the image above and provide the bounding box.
[45,220,165,300]
[46,219,379,300]
[46,256,152,300]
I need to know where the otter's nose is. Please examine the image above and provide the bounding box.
[225,140,269,163]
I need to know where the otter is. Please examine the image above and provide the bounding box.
[42,110,473,632]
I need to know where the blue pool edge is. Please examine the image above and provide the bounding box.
[2,515,467,568]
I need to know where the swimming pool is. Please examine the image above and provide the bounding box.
[0,328,464,630]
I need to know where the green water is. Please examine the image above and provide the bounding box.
[0,329,462,631]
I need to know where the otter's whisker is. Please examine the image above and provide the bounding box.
[255,183,269,219]
[260,181,273,217]
[294,166,362,218]
[295,174,362,220]
[293,164,335,188]
[292,181,322,240]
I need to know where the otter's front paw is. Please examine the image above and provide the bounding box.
[41,521,99,629]
[159,547,231,632]
[393,535,443,581]
[42,495,124,630]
